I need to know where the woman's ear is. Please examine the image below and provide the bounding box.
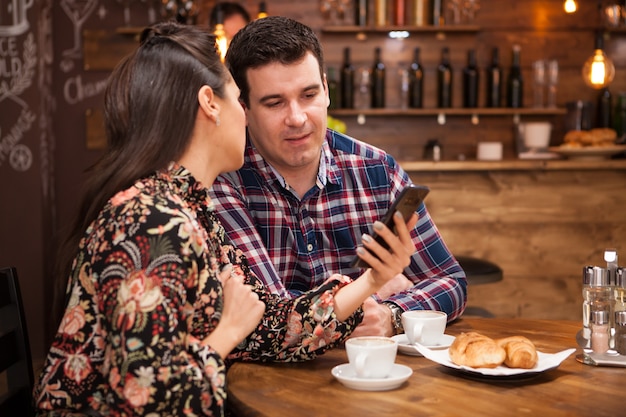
[198,85,220,124]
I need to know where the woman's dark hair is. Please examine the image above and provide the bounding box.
[52,21,230,323]
[209,2,251,28]
[225,16,325,107]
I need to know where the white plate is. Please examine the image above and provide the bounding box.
[548,145,626,160]
[414,344,576,380]
[392,334,455,356]
[331,363,413,391]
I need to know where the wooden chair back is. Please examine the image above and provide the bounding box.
[0,266,35,416]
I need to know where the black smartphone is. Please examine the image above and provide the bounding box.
[350,184,430,269]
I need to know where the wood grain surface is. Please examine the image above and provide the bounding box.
[227,318,623,417]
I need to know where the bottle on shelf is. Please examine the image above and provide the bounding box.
[326,67,339,110]
[371,47,386,108]
[340,47,355,109]
[437,47,453,108]
[463,49,479,108]
[374,0,388,27]
[431,0,443,26]
[394,0,406,26]
[597,87,612,128]
[355,0,368,27]
[411,0,427,26]
[486,47,502,108]
[408,47,424,108]
[506,45,524,108]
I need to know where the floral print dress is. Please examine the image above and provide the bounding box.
[34,164,363,417]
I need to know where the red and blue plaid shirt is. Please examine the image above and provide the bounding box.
[210,129,467,320]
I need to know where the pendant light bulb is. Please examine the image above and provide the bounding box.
[582,32,615,89]
[257,1,268,19]
[214,4,227,62]
[564,0,577,13]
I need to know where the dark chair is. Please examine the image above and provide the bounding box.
[0,266,35,416]
[456,256,503,318]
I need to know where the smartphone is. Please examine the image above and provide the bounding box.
[350,184,430,269]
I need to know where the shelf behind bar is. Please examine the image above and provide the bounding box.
[321,25,480,33]
[329,108,567,117]
[399,159,626,172]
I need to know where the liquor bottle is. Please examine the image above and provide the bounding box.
[327,67,339,110]
[394,0,406,26]
[371,47,386,108]
[463,49,479,108]
[506,45,524,108]
[431,0,443,26]
[408,47,424,108]
[437,47,452,108]
[355,0,368,26]
[597,87,612,128]
[374,0,388,27]
[412,0,427,26]
[486,47,502,108]
[340,47,355,109]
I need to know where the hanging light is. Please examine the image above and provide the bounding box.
[214,4,228,62]
[563,0,577,13]
[257,1,268,19]
[582,31,615,89]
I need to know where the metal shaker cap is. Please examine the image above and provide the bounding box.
[591,310,609,325]
[615,311,626,325]
[616,267,625,288]
[582,266,609,286]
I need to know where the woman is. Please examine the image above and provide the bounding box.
[33,22,416,416]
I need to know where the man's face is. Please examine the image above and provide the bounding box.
[243,52,330,177]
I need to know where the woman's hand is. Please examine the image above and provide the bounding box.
[202,265,265,358]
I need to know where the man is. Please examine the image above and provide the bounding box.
[211,16,467,337]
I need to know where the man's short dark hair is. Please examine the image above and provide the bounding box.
[225,16,325,107]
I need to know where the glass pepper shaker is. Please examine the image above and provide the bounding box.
[590,310,610,354]
[615,311,626,355]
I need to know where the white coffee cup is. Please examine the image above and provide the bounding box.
[401,310,447,346]
[520,122,552,150]
[476,142,503,161]
[345,336,398,379]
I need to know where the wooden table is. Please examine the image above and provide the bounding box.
[226,318,624,417]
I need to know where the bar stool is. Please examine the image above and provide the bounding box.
[456,255,503,317]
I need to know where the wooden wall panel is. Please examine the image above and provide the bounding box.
[410,169,626,320]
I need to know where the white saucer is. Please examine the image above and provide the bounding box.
[331,363,412,391]
[392,334,455,356]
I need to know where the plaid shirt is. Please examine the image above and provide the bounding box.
[210,129,467,320]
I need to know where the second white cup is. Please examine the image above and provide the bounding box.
[345,336,398,379]
[401,310,447,346]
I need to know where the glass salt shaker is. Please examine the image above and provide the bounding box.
[582,266,612,347]
[615,311,626,355]
[590,310,610,354]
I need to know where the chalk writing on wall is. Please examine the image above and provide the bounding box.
[0,0,37,172]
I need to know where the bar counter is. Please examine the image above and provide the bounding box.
[227,318,624,417]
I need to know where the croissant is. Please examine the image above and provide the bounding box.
[496,336,538,369]
[448,332,506,368]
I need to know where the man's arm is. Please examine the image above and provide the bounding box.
[210,173,291,298]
